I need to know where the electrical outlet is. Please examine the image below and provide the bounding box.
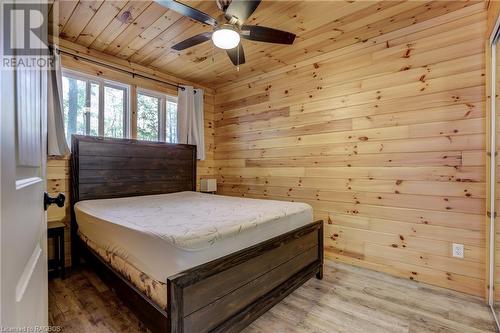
[452,243,464,258]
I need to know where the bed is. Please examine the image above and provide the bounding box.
[70,135,323,333]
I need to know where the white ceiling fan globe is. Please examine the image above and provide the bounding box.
[212,27,240,50]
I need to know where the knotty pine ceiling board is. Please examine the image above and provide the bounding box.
[53,0,482,87]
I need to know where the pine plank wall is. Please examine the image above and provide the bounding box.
[46,1,493,300]
[495,43,500,301]
[214,3,488,298]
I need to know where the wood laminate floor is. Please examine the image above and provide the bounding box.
[49,260,497,333]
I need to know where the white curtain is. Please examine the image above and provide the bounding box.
[47,51,69,155]
[177,85,205,160]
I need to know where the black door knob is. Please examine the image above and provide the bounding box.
[44,192,65,211]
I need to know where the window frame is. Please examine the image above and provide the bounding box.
[62,69,131,139]
[103,82,130,138]
[61,71,101,138]
[136,88,164,141]
[136,87,178,143]
[61,68,178,143]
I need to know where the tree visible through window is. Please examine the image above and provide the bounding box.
[89,84,99,136]
[62,76,99,143]
[137,93,160,141]
[104,86,126,138]
[62,72,128,142]
[62,70,178,144]
[137,90,177,143]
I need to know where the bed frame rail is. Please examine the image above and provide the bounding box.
[168,220,323,333]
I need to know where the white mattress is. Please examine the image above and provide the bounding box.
[75,191,313,281]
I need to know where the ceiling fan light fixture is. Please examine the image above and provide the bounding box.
[212,26,240,50]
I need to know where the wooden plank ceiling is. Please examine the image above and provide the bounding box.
[51,0,479,87]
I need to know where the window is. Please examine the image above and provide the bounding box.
[62,71,129,141]
[137,89,178,143]
[137,92,160,141]
[62,69,177,144]
[104,85,127,138]
[62,76,99,142]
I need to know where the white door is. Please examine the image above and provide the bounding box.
[0,2,49,328]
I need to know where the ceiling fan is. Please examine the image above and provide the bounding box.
[155,0,296,67]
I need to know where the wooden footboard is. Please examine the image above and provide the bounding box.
[79,220,323,333]
[167,220,323,333]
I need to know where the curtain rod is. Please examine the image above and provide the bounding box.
[49,46,187,91]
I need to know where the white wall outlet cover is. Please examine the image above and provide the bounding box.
[452,243,464,258]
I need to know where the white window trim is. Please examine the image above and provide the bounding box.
[62,68,131,138]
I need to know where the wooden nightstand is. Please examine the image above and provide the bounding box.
[48,221,65,279]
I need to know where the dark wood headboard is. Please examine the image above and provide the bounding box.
[70,135,196,265]
[71,135,197,202]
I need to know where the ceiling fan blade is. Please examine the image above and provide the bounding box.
[155,0,217,26]
[225,0,261,25]
[172,32,213,51]
[226,43,246,66]
[241,25,296,44]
